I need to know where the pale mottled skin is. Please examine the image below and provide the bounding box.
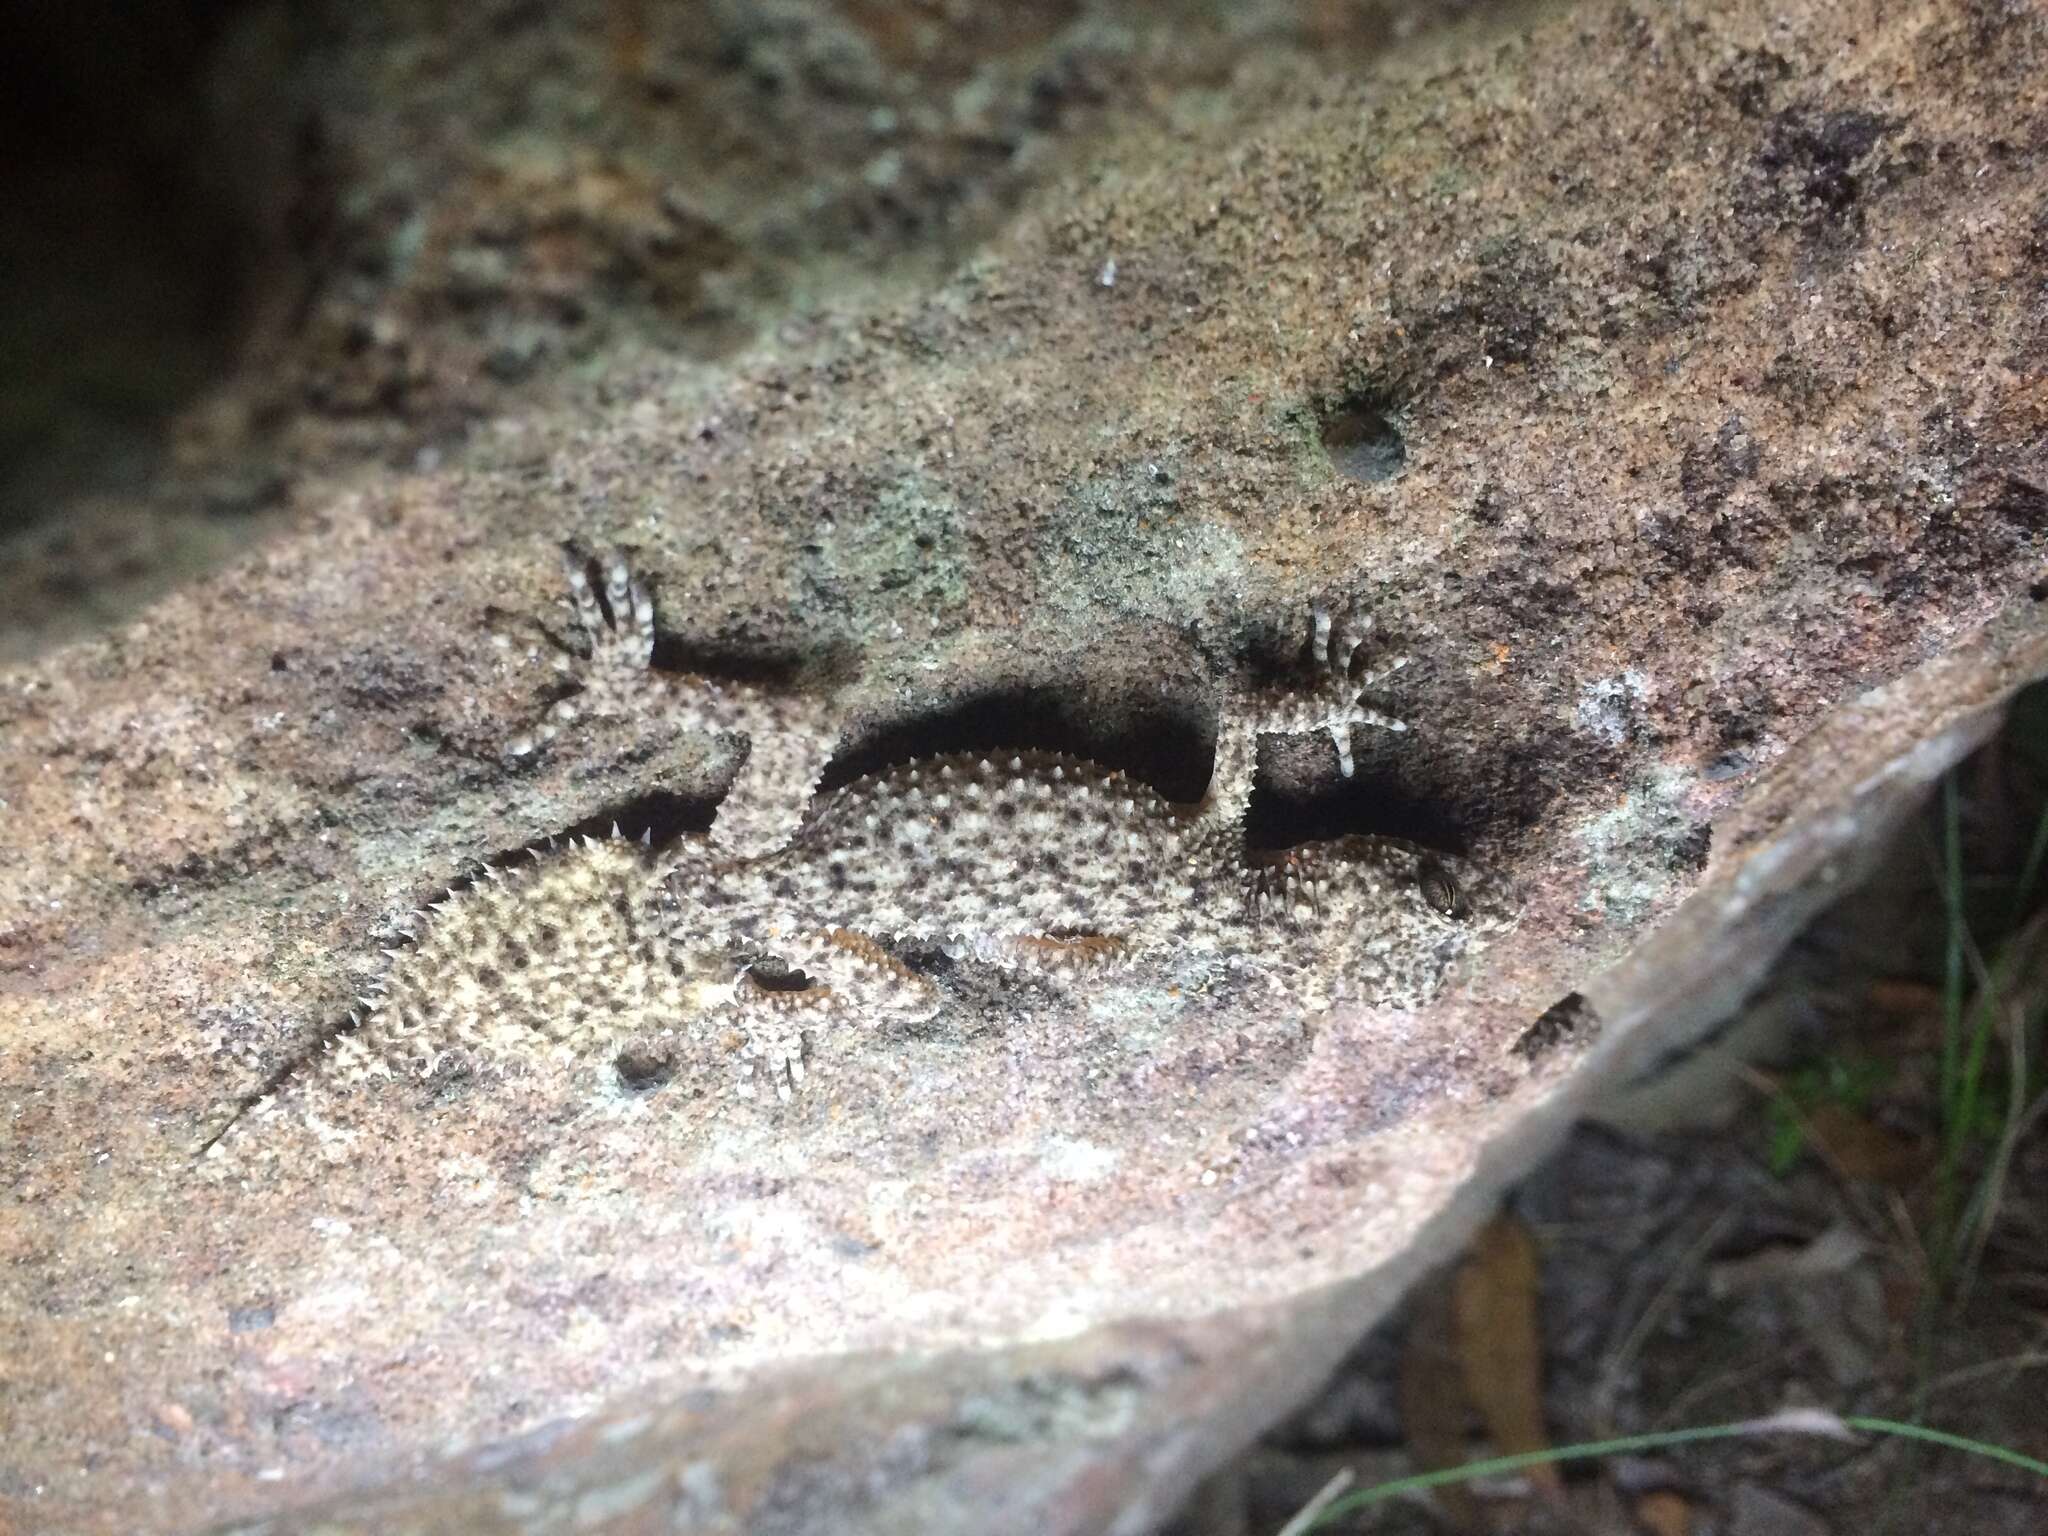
[209,552,1508,1151]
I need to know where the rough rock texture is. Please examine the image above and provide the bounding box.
[2,0,2046,1530]
[0,0,1463,662]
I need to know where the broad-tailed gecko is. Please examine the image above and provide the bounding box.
[205,551,1507,1151]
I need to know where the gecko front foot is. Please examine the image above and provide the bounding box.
[496,548,836,861]
[506,548,655,759]
[1253,598,1410,777]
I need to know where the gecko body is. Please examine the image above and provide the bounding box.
[207,551,1507,1149]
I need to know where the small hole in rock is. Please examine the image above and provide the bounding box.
[1513,992,1599,1060]
[614,1043,676,1093]
[1320,393,1407,484]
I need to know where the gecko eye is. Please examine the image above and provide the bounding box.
[1417,861,1464,918]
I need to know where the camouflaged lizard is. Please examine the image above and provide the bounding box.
[204,551,1507,1152]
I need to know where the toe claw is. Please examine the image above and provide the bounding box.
[604,548,631,603]
[1328,723,1357,777]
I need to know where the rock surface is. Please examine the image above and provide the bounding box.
[2,0,2045,1531]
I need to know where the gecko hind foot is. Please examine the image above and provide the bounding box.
[1303,597,1410,776]
[507,548,656,758]
[1240,597,1410,778]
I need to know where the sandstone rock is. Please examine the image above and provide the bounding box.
[2,0,2043,1530]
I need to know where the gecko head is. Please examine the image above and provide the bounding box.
[1252,833,1516,1009]
[1256,834,1512,931]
